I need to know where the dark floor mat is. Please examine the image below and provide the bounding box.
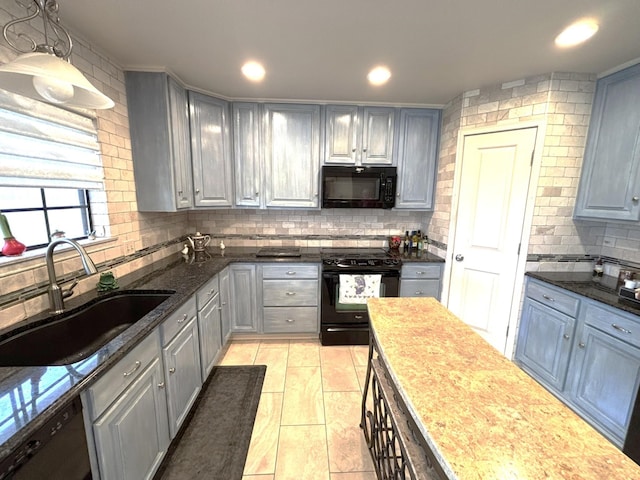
[155,365,266,480]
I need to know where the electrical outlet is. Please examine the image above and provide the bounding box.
[124,241,135,255]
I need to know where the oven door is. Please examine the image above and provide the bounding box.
[321,270,399,325]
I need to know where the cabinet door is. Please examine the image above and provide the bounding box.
[198,294,222,381]
[93,357,169,480]
[574,63,640,221]
[219,267,231,344]
[515,298,575,393]
[163,316,202,438]
[361,107,395,165]
[569,323,640,446]
[167,77,194,209]
[229,264,258,332]
[324,105,359,164]
[395,109,440,210]
[189,92,233,207]
[263,103,321,208]
[233,102,262,207]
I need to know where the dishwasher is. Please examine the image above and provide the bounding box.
[0,396,92,479]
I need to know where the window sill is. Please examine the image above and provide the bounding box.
[0,237,118,269]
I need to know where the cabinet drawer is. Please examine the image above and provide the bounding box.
[196,274,219,310]
[262,264,319,279]
[85,330,161,420]
[401,264,442,279]
[263,307,318,333]
[263,280,318,306]
[399,279,440,298]
[526,280,580,317]
[160,297,197,345]
[583,302,640,349]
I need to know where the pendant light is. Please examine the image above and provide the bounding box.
[0,0,114,109]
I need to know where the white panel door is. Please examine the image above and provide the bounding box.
[448,127,536,353]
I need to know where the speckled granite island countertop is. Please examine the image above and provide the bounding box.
[367,297,640,479]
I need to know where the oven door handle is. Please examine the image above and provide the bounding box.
[322,270,400,278]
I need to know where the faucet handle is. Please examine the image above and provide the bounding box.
[62,280,79,299]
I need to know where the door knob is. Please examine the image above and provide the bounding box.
[455,254,464,262]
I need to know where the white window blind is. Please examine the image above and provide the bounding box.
[0,89,103,189]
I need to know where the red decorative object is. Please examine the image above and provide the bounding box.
[0,213,26,256]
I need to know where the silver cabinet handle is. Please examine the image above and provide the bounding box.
[354,315,363,320]
[255,191,259,196]
[196,189,200,194]
[286,319,294,323]
[286,292,296,296]
[178,313,187,323]
[542,294,555,302]
[123,361,141,377]
[416,271,426,275]
[612,324,632,334]
[578,342,585,349]
[455,254,464,262]
[352,148,356,153]
[169,367,176,374]
[633,196,639,202]
[222,301,227,306]
[563,334,570,340]
[363,148,368,152]
[158,382,165,389]
[415,291,424,295]
[286,271,296,275]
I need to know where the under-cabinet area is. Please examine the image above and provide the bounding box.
[515,274,640,456]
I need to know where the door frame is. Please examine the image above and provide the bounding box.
[441,120,546,358]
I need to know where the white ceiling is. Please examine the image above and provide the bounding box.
[58,0,640,106]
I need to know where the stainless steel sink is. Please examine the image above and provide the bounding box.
[0,290,174,366]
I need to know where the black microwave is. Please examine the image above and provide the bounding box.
[321,166,396,209]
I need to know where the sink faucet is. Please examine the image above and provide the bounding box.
[46,238,98,314]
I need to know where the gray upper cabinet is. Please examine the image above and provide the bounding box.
[324,105,395,165]
[263,103,321,208]
[233,102,262,207]
[574,63,640,221]
[125,72,193,211]
[394,109,440,210]
[189,92,233,207]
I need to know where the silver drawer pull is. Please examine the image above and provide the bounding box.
[178,313,187,323]
[158,382,165,389]
[286,319,295,323]
[286,271,296,275]
[416,271,425,275]
[612,324,632,334]
[169,367,176,374]
[415,291,424,295]
[286,292,296,296]
[123,361,141,377]
[208,289,216,296]
[563,334,570,340]
[542,294,554,302]
[578,342,585,349]
[355,315,363,320]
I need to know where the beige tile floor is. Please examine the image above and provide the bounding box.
[219,339,377,480]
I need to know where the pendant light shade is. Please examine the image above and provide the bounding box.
[0,52,114,109]
[0,0,115,109]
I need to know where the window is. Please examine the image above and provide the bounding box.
[0,187,92,251]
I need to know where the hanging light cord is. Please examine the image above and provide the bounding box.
[3,0,73,59]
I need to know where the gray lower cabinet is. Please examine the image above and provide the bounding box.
[399,263,442,299]
[516,277,640,448]
[229,263,259,332]
[394,108,440,210]
[260,263,320,334]
[125,71,193,212]
[220,267,232,344]
[189,92,233,208]
[160,298,202,439]
[197,273,222,380]
[82,332,170,480]
[574,63,640,221]
[568,301,640,447]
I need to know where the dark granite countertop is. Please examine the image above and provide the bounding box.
[525,271,640,316]
[0,245,445,462]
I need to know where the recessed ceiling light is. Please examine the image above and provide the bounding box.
[241,61,265,82]
[367,66,391,86]
[555,19,599,48]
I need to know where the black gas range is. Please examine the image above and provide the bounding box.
[320,249,401,345]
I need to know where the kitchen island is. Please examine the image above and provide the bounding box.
[364,297,640,479]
